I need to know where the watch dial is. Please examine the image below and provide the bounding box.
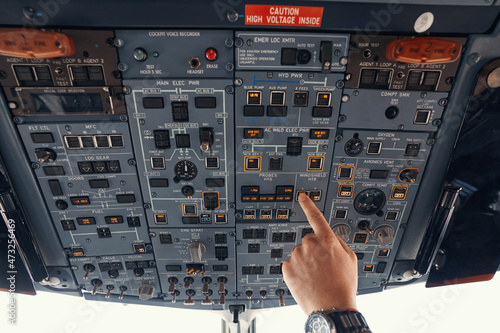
[306,313,331,333]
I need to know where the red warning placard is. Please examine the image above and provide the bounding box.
[245,5,323,27]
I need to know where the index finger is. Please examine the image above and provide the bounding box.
[298,193,333,238]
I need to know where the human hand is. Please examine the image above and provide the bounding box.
[282,193,358,315]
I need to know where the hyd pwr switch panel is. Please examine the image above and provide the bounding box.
[0,24,465,312]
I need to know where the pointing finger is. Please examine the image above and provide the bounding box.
[298,193,333,238]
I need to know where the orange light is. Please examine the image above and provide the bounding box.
[386,37,461,64]
[0,29,74,58]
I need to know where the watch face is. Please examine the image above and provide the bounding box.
[305,313,333,333]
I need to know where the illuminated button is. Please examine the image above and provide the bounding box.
[154,214,167,224]
[378,249,391,258]
[367,142,382,155]
[205,48,218,61]
[390,186,408,200]
[386,37,462,64]
[244,156,261,172]
[247,91,262,105]
[65,136,81,149]
[133,243,146,253]
[316,92,332,107]
[338,185,354,198]
[244,128,264,139]
[95,135,110,148]
[276,186,294,195]
[307,156,324,171]
[405,143,421,156]
[241,186,259,195]
[70,196,90,205]
[105,216,124,224]
[0,29,75,58]
[334,209,348,219]
[363,264,375,273]
[71,247,85,257]
[310,129,330,140]
[76,217,96,225]
[353,232,368,244]
[127,217,141,227]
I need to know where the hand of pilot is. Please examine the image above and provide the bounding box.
[282,193,358,315]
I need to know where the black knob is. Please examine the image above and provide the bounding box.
[134,268,144,277]
[35,148,57,163]
[385,106,399,119]
[55,200,68,210]
[181,185,195,197]
[108,269,119,279]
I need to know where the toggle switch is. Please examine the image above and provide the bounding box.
[171,290,180,303]
[168,277,178,294]
[260,290,267,299]
[246,290,253,299]
[91,279,102,295]
[276,289,285,307]
[83,264,95,280]
[184,290,196,305]
[202,290,213,305]
[184,276,194,289]
[119,286,127,299]
[105,285,114,299]
[202,277,212,295]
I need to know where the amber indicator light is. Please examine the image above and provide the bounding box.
[244,128,263,138]
[0,29,75,58]
[386,37,461,64]
[311,130,328,139]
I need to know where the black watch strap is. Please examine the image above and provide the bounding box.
[327,310,372,333]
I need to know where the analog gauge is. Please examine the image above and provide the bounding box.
[354,188,386,215]
[174,160,198,181]
[344,138,364,156]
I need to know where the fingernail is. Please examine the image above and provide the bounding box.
[298,193,307,201]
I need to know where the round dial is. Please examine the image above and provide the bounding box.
[306,313,333,333]
[354,188,386,215]
[344,138,364,156]
[174,160,198,181]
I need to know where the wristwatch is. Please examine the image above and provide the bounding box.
[305,309,372,333]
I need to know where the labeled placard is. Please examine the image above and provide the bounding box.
[245,5,323,27]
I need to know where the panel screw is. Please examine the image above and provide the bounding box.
[123,86,132,94]
[236,241,242,246]
[229,232,236,237]
[0,70,7,79]
[227,10,239,23]
[65,125,72,131]
[119,115,128,122]
[335,135,343,142]
[128,159,136,166]
[71,266,78,270]
[234,78,243,86]
[13,116,24,124]
[432,119,442,126]
[235,213,242,219]
[120,180,126,185]
[345,73,352,81]
[144,203,151,209]
[225,63,234,71]
[225,86,234,94]
[229,203,235,209]
[117,63,128,71]
[401,224,407,229]
[398,125,405,130]
[336,80,345,88]
[247,39,253,46]
[426,139,435,146]
[112,71,121,79]
[341,95,349,102]
[353,90,359,96]
[420,92,427,98]
[55,67,63,75]
[31,162,40,169]
[217,119,224,125]
[139,119,146,125]
[322,145,328,150]
[149,232,156,238]
[67,183,73,187]
[407,160,413,165]
[151,192,157,197]
[146,245,153,251]
[234,38,244,48]
[338,115,347,122]
[340,158,346,163]
[438,98,448,107]
[445,77,455,85]
[225,39,234,47]
[467,53,481,65]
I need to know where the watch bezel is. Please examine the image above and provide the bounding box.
[305,310,336,333]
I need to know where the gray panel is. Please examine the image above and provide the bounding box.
[116,30,233,79]
[151,227,236,307]
[234,71,342,222]
[70,254,161,299]
[124,79,235,228]
[236,32,349,71]
[16,122,150,257]
[339,89,448,131]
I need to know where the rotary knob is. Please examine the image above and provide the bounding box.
[332,224,350,243]
[187,241,206,262]
[373,226,394,247]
